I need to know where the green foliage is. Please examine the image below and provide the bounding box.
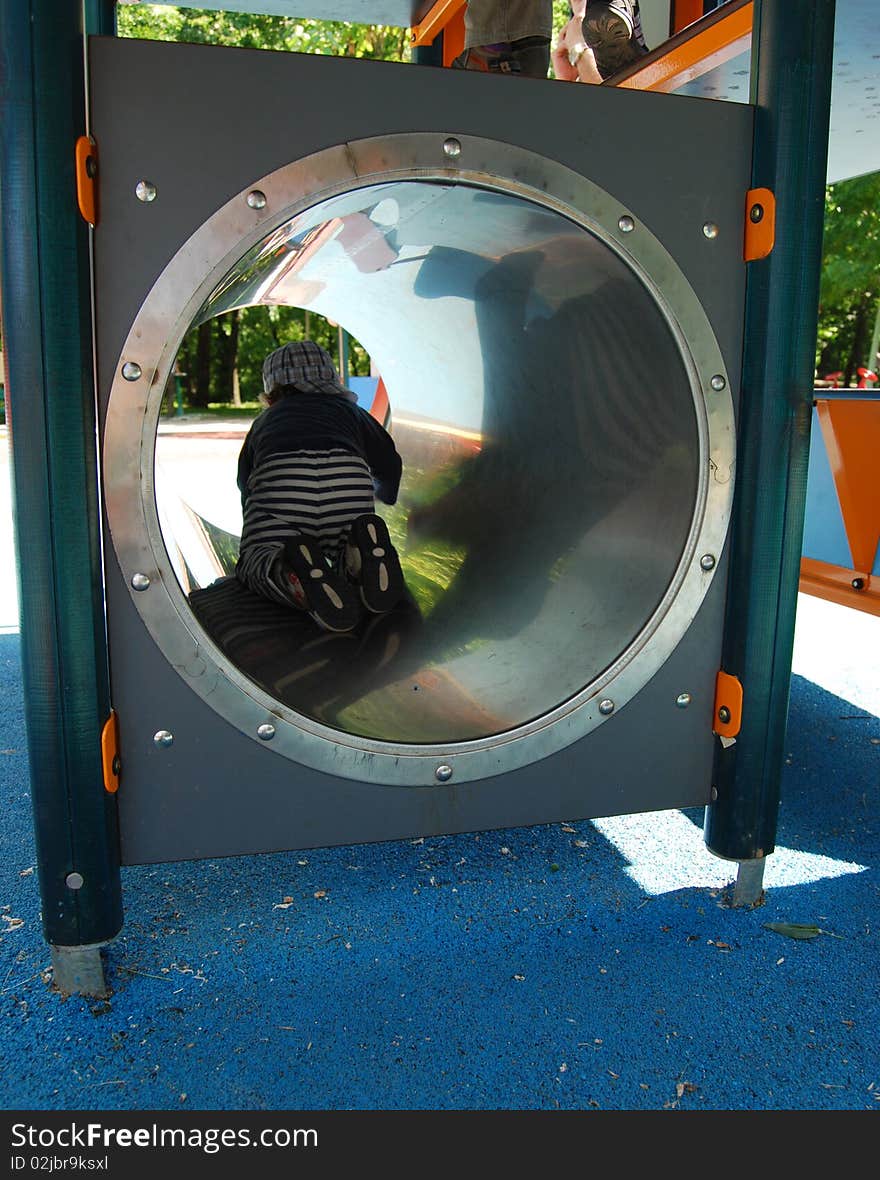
[115,4,411,61]
[816,171,880,382]
[166,307,371,412]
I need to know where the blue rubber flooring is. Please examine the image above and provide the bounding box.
[0,629,877,1112]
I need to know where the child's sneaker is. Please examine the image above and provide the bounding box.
[279,534,361,633]
[343,513,405,615]
[582,0,649,79]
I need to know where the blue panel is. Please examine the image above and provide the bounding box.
[347,374,379,410]
[801,407,852,567]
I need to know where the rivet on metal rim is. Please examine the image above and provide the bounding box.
[700,554,717,571]
[121,361,142,381]
[65,872,84,890]
[676,693,692,709]
[749,203,764,224]
[717,706,732,724]
[135,180,157,203]
[702,222,719,240]
[153,730,174,748]
[131,572,150,591]
[247,190,267,210]
[710,374,726,391]
[618,214,635,233]
[435,764,453,782]
[257,723,276,740]
[598,699,615,716]
[442,138,462,159]
[710,786,719,802]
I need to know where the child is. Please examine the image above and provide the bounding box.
[235,340,404,632]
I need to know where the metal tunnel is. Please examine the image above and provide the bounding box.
[152,177,709,744]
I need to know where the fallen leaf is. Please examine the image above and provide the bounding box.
[676,1082,698,1098]
[763,922,823,940]
[313,890,327,899]
[561,825,577,833]
[513,974,525,982]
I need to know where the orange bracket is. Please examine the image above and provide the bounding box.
[75,135,98,226]
[410,0,466,48]
[101,710,120,794]
[713,671,743,738]
[744,187,775,260]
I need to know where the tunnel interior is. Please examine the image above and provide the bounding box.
[153,179,702,745]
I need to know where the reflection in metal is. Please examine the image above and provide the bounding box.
[168,180,702,742]
[105,134,735,785]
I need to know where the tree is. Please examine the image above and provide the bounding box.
[115,5,411,62]
[816,171,880,384]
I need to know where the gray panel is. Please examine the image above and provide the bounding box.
[90,38,752,863]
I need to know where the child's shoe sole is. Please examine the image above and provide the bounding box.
[345,514,405,615]
[583,2,647,78]
[282,535,361,632]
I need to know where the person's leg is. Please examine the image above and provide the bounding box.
[304,449,406,617]
[452,0,553,78]
[236,450,363,631]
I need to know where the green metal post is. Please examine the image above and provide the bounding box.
[704,0,837,897]
[0,0,121,991]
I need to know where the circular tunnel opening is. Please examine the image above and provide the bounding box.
[152,177,703,745]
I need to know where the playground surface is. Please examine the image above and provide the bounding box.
[0,431,878,1112]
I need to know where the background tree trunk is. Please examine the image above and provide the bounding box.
[191,321,213,408]
[843,298,870,386]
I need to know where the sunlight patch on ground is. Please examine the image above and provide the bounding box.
[592,808,868,895]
